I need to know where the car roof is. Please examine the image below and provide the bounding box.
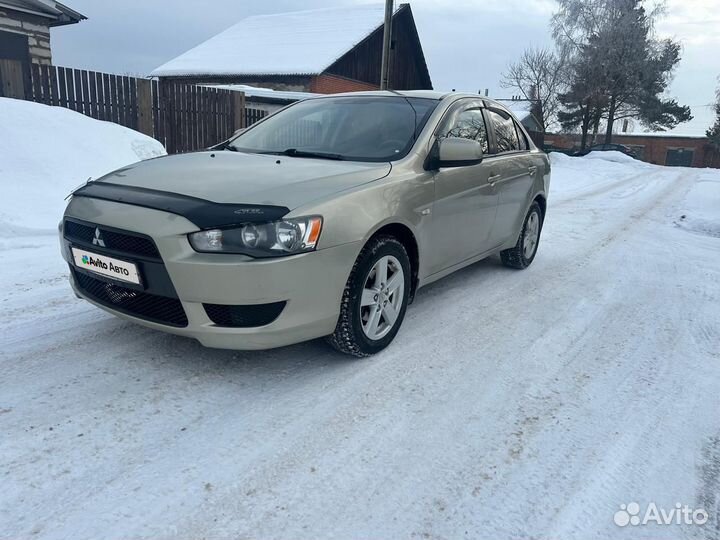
[317,90,449,100]
[306,90,516,109]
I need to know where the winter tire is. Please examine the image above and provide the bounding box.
[501,201,543,269]
[327,235,411,357]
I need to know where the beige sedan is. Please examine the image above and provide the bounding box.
[60,91,550,356]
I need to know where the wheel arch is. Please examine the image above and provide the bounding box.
[366,221,420,303]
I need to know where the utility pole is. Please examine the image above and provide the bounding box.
[380,0,394,90]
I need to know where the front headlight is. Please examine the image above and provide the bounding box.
[188,216,323,257]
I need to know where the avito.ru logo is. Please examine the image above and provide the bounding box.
[614,502,709,527]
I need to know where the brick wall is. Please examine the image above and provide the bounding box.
[310,73,379,94]
[545,133,720,168]
[0,9,52,65]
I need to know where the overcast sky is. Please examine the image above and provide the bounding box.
[51,0,719,135]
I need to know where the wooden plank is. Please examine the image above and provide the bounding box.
[178,83,186,152]
[187,84,194,151]
[118,75,126,125]
[30,63,42,102]
[80,70,90,116]
[160,79,175,153]
[72,68,82,111]
[117,75,126,125]
[179,82,186,152]
[93,71,103,119]
[233,90,246,131]
[102,73,111,122]
[48,66,59,106]
[188,84,196,150]
[106,74,116,123]
[136,78,153,136]
[39,64,51,105]
[196,86,204,148]
[123,76,132,128]
[212,89,219,146]
[152,79,162,142]
[86,71,97,119]
[119,76,128,126]
[195,86,203,148]
[57,66,68,108]
[126,77,137,130]
[112,75,121,125]
[65,67,76,112]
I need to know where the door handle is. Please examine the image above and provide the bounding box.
[528,166,537,175]
[488,174,501,187]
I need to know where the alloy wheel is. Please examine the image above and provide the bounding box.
[523,211,540,259]
[359,255,405,340]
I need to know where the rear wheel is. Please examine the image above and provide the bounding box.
[500,202,543,269]
[327,236,411,357]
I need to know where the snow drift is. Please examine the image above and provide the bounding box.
[0,98,165,233]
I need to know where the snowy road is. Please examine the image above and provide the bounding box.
[1,155,719,539]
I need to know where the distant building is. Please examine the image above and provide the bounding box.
[151,4,432,94]
[546,132,720,168]
[0,0,85,66]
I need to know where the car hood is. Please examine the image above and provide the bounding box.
[94,151,392,209]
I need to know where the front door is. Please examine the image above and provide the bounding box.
[427,100,499,275]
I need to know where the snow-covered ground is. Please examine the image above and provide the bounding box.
[1,102,719,539]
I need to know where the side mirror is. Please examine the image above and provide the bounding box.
[427,137,484,169]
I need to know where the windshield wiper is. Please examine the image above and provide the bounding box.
[276,148,345,161]
[220,141,239,152]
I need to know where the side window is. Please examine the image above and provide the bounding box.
[486,109,520,153]
[515,121,529,151]
[439,106,489,154]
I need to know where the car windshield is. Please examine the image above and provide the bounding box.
[227,96,438,162]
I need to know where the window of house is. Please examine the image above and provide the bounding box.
[486,109,520,153]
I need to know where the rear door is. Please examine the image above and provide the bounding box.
[483,107,536,246]
[427,99,499,274]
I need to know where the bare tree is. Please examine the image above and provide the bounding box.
[500,47,567,131]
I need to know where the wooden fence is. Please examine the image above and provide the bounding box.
[0,61,268,154]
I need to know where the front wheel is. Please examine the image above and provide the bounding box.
[500,202,543,269]
[327,235,411,357]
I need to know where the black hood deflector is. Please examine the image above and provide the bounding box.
[72,182,290,229]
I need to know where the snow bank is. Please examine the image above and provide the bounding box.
[0,98,165,233]
[582,150,638,164]
[674,170,720,238]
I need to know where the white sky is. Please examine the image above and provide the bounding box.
[51,0,719,135]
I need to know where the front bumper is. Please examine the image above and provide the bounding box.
[61,197,361,350]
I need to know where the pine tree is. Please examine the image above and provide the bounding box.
[552,0,691,143]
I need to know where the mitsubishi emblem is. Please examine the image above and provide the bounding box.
[92,227,106,248]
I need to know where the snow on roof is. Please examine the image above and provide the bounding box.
[151,4,388,78]
[209,84,318,102]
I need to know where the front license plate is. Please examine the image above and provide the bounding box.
[71,247,141,285]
